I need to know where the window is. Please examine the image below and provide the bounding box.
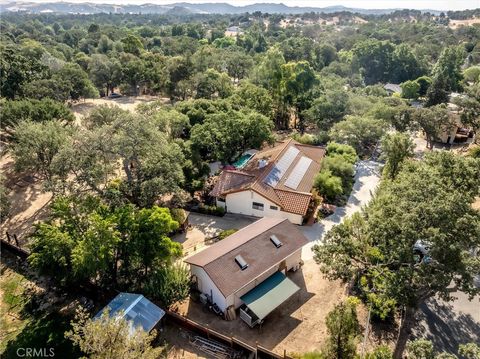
[270,205,278,210]
[252,202,264,211]
[217,197,225,202]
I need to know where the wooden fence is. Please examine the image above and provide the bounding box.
[1,234,29,259]
[166,310,292,359]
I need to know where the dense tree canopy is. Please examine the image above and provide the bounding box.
[313,152,480,357]
[1,10,480,356]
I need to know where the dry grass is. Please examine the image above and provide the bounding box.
[448,18,480,29]
[0,155,51,247]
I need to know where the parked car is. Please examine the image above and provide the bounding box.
[413,240,432,264]
[108,92,122,99]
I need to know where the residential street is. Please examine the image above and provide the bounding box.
[300,160,381,260]
[412,290,480,352]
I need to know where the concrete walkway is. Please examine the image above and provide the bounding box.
[300,160,381,260]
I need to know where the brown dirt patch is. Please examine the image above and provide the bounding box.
[71,95,170,123]
[0,155,51,247]
[448,18,480,29]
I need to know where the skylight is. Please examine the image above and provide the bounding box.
[270,235,283,248]
[235,255,248,270]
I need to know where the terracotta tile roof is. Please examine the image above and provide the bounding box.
[184,217,309,297]
[209,170,255,197]
[210,139,325,215]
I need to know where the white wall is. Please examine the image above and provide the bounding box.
[224,190,303,225]
[190,265,227,312]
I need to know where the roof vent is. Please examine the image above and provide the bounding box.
[258,159,268,169]
[270,235,283,248]
[235,255,248,270]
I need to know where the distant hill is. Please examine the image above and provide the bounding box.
[0,1,443,15]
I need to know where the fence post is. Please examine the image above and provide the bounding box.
[6,231,11,243]
[13,234,19,247]
[255,341,258,359]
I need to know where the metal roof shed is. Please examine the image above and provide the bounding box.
[95,293,165,333]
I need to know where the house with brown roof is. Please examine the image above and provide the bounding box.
[210,139,325,225]
[184,217,308,326]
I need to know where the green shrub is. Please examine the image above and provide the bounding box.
[322,156,354,188]
[198,204,225,216]
[218,229,237,240]
[401,80,420,99]
[169,208,187,225]
[326,142,357,164]
[144,263,191,308]
[314,170,343,201]
[468,146,480,158]
[291,133,325,146]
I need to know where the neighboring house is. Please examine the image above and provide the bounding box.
[433,103,475,145]
[225,26,244,37]
[95,293,165,333]
[184,217,308,326]
[384,83,402,96]
[210,139,326,225]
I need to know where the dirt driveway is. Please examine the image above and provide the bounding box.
[176,259,347,355]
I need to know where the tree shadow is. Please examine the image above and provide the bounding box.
[411,296,480,353]
[2,311,81,359]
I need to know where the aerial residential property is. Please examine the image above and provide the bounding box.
[1,1,480,358]
[210,139,325,225]
[184,217,308,326]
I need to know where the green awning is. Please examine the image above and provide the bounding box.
[240,271,300,320]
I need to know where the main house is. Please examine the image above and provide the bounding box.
[210,139,326,225]
[184,217,308,327]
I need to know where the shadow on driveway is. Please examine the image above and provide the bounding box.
[411,294,480,353]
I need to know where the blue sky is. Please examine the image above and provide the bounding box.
[22,0,480,11]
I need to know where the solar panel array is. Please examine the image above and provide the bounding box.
[284,156,313,190]
[264,147,300,187]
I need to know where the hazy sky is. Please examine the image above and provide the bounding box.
[22,0,480,11]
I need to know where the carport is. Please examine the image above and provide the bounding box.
[239,271,300,327]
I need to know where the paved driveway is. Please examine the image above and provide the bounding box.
[411,279,480,353]
[300,160,381,260]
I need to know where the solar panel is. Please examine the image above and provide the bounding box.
[235,255,248,270]
[264,147,300,187]
[270,235,283,248]
[284,156,313,190]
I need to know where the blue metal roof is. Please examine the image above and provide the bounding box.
[95,293,165,333]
